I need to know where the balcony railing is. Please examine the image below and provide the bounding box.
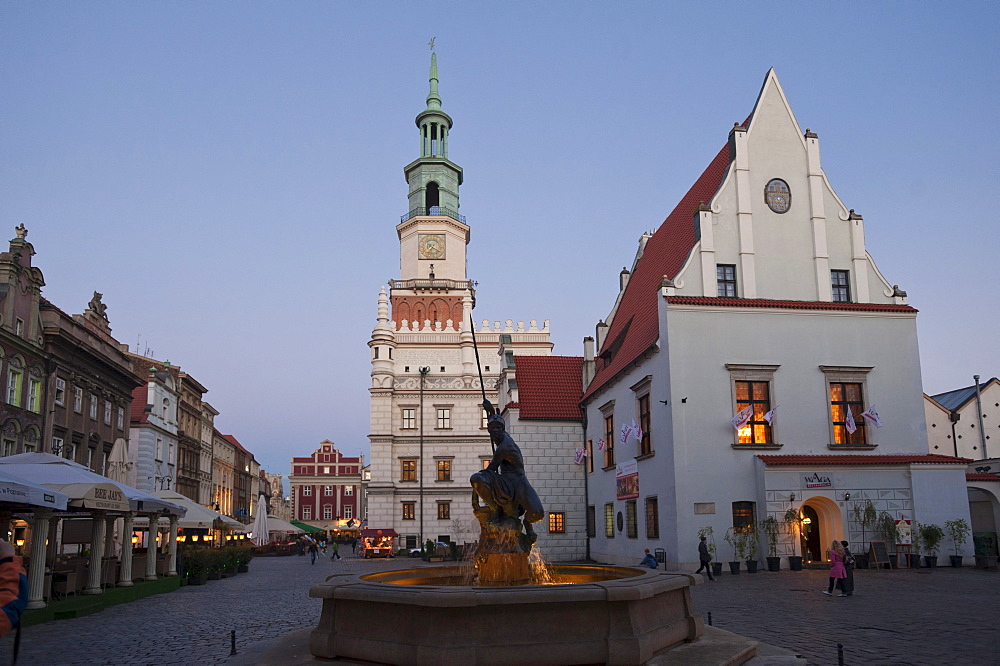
[389,278,476,292]
[400,206,466,224]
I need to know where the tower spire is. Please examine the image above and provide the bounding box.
[426,52,442,111]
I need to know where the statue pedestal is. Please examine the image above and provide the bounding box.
[477,552,529,586]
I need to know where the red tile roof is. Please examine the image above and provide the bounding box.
[967,473,1000,482]
[130,385,149,424]
[513,356,584,421]
[665,296,917,313]
[583,143,733,400]
[757,454,970,466]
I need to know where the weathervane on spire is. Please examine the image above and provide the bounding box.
[428,37,436,52]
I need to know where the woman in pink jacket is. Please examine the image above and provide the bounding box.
[823,540,847,596]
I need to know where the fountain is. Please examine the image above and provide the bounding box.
[308,405,705,664]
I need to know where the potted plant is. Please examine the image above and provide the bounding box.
[743,526,759,573]
[874,512,900,568]
[723,527,744,575]
[184,548,209,585]
[235,546,254,573]
[698,526,723,578]
[919,523,944,568]
[759,516,781,572]
[852,499,878,569]
[944,518,970,567]
[782,508,803,571]
[906,521,922,568]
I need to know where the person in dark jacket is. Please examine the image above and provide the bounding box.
[640,549,658,569]
[0,538,27,637]
[695,536,715,580]
[840,540,855,596]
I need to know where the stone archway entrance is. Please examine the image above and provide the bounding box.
[800,496,843,563]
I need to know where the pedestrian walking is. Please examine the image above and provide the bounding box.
[695,535,715,580]
[308,541,318,565]
[352,538,358,555]
[822,540,847,596]
[331,541,341,560]
[639,548,658,569]
[840,540,855,596]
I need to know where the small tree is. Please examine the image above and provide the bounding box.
[743,525,758,562]
[944,518,970,556]
[724,527,746,562]
[697,526,717,560]
[852,500,878,553]
[783,507,802,557]
[759,516,781,558]
[875,512,899,547]
[919,523,944,556]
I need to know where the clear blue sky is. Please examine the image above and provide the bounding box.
[2,3,997,482]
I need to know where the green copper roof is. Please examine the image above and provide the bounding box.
[426,52,442,111]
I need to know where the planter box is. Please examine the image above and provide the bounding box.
[949,555,963,568]
[711,562,723,577]
[766,557,781,572]
[922,556,938,568]
[787,556,803,571]
[728,561,741,575]
[745,560,759,574]
[907,554,921,569]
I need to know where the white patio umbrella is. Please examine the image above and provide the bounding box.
[251,495,268,546]
[0,468,69,510]
[266,516,304,534]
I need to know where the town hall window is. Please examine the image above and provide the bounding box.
[436,408,451,429]
[402,502,415,520]
[830,382,867,446]
[401,459,416,482]
[831,270,851,303]
[401,408,416,429]
[735,381,773,445]
[548,512,565,533]
[437,502,450,520]
[717,264,737,297]
[436,459,452,482]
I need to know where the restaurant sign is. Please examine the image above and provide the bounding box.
[803,472,832,488]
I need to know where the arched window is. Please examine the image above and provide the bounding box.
[425,182,440,211]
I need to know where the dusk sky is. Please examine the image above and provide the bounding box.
[2,3,997,484]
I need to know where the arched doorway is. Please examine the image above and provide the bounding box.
[800,496,843,563]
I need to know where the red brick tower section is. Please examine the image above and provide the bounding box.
[390,294,464,330]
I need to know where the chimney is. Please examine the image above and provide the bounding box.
[582,336,596,388]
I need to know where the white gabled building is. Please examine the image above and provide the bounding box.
[581,70,972,569]
[366,54,552,550]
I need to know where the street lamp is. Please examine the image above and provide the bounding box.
[419,366,430,550]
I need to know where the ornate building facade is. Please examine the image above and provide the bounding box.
[366,54,552,549]
[289,440,361,526]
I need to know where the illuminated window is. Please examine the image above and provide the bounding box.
[732,501,756,531]
[604,503,615,538]
[402,502,415,520]
[401,459,416,482]
[437,502,450,520]
[645,496,659,539]
[830,382,867,446]
[436,460,452,482]
[735,380,773,445]
[717,264,737,297]
[638,393,652,455]
[603,413,615,468]
[344,486,354,496]
[626,500,637,538]
[831,270,851,303]
[402,408,416,429]
[548,512,565,534]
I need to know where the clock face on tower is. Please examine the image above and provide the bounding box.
[418,233,446,260]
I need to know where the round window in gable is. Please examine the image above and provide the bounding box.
[765,178,791,213]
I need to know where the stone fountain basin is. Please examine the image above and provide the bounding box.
[309,564,704,665]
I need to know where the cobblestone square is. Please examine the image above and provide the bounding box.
[3,556,997,665]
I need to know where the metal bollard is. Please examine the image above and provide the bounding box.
[707,612,712,626]
[837,642,844,666]
[231,630,237,656]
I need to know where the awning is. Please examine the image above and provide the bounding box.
[42,482,130,513]
[290,520,325,534]
[266,516,304,534]
[0,452,186,516]
[0,469,69,510]
[360,528,398,538]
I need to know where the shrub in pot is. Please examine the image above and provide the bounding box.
[919,523,944,568]
[851,499,878,569]
[184,548,209,585]
[759,516,781,572]
[875,512,900,568]
[782,508,803,571]
[944,518,970,567]
[723,527,744,574]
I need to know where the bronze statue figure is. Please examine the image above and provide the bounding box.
[470,400,544,555]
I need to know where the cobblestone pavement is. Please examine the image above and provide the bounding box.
[688,565,1000,665]
[4,556,997,665]
[6,552,429,666]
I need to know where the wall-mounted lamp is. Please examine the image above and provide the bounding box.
[844,493,851,501]
[789,493,795,502]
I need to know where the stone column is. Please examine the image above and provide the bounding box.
[167,515,178,576]
[82,510,106,595]
[46,516,60,563]
[144,515,159,581]
[26,509,51,609]
[118,513,135,587]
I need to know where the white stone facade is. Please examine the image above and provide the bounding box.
[582,70,973,569]
[127,371,178,493]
